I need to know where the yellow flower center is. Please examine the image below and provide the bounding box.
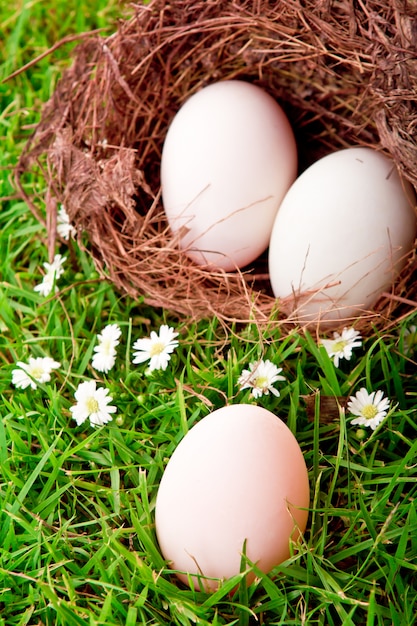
[361,404,378,420]
[101,338,113,355]
[254,375,268,389]
[332,339,347,352]
[86,397,99,414]
[150,341,165,357]
[30,366,45,380]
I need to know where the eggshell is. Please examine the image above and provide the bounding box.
[161,80,297,271]
[268,147,416,325]
[155,404,309,591]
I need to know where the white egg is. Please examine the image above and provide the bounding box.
[155,404,309,591]
[268,147,416,325]
[161,80,297,271]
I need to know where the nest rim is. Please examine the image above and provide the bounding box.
[16,0,417,333]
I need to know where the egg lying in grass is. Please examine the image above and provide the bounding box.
[161,80,297,271]
[155,404,309,591]
[268,147,417,325]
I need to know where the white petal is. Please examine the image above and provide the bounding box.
[12,369,35,389]
[351,416,367,427]
[89,411,113,427]
[92,352,116,373]
[132,337,152,352]
[70,404,89,425]
[132,350,152,364]
[99,324,121,342]
[74,380,97,401]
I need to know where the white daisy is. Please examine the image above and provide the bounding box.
[237,359,286,399]
[12,356,61,390]
[321,327,362,367]
[70,380,117,427]
[91,323,121,373]
[347,387,390,431]
[57,204,76,240]
[34,254,66,297]
[132,324,179,372]
[402,325,417,355]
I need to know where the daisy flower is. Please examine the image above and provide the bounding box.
[91,323,121,373]
[402,325,417,355]
[12,356,61,390]
[57,204,76,240]
[347,387,390,431]
[132,324,179,372]
[321,327,362,367]
[34,254,66,297]
[70,380,117,427]
[237,359,286,399]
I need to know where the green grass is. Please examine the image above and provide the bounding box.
[1,2,417,624]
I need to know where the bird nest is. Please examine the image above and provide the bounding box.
[16,0,417,329]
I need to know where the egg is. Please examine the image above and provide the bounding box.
[268,147,416,325]
[155,404,309,591]
[161,80,297,271]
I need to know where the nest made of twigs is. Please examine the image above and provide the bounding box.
[16,0,417,329]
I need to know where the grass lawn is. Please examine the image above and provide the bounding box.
[1,1,416,624]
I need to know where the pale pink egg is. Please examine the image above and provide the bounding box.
[268,147,417,325]
[161,80,297,271]
[155,404,309,591]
